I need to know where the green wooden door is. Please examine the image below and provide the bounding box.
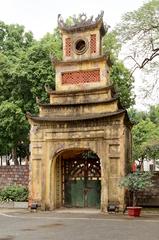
[65,180,84,207]
[86,180,101,208]
[64,157,101,208]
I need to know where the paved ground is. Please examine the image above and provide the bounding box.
[0,209,159,240]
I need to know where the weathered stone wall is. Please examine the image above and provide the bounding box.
[0,165,29,189]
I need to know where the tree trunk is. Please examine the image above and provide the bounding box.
[132,191,137,206]
[6,155,10,165]
[12,147,19,165]
[153,158,156,171]
[140,156,144,171]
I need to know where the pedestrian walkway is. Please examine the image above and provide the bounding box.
[1,207,159,219]
[54,208,101,214]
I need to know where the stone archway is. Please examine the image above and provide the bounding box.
[50,148,101,209]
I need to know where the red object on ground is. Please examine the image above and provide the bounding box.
[127,207,142,217]
[131,162,137,172]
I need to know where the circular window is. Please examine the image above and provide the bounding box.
[74,39,88,55]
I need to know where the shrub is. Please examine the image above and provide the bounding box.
[119,171,153,206]
[0,185,28,202]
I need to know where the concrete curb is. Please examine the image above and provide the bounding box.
[0,202,28,209]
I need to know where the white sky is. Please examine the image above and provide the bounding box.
[1,0,154,110]
[0,0,145,39]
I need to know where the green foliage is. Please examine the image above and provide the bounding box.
[0,101,28,141]
[0,22,35,113]
[0,21,34,53]
[115,0,159,64]
[0,23,62,113]
[128,108,147,124]
[0,185,28,202]
[148,105,159,125]
[129,106,159,165]
[103,32,135,108]
[145,143,159,161]
[115,0,159,97]
[132,118,159,161]
[116,0,159,44]
[120,171,153,192]
[110,61,135,108]
[0,101,29,164]
[120,171,153,206]
[27,30,62,104]
[0,22,62,161]
[103,31,121,62]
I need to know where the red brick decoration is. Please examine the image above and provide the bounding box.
[0,165,29,188]
[65,37,72,56]
[62,69,100,84]
[90,34,96,53]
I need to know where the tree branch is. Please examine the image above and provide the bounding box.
[125,48,159,72]
[140,50,159,69]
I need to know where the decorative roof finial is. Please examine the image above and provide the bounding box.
[57,11,108,35]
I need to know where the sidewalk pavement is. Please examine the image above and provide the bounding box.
[1,207,159,219]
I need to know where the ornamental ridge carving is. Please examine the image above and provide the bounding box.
[57,11,109,32]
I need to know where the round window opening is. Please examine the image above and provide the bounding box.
[75,39,87,54]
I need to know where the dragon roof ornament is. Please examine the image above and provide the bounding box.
[57,11,108,34]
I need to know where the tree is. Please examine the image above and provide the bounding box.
[116,0,159,71]
[145,143,159,169]
[0,22,62,113]
[148,104,159,124]
[142,105,159,169]
[0,21,35,112]
[0,22,62,162]
[110,61,135,108]
[26,30,62,105]
[131,111,159,169]
[128,108,147,123]
[103,32,135,108]
[116,0,159,96]
[0,22,36,163]
[120,171,153,206]
[0,101,29,165]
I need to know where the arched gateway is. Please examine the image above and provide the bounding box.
[27,12,132,211]
[51,148,101,209]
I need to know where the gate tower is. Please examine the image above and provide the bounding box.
[27,12,132,211]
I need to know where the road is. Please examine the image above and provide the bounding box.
[0,209,159,240]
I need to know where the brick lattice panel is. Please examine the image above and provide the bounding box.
[90,34,96,53]
[65,37,72,56]
[62,69,100,84]
[0,165,29,188]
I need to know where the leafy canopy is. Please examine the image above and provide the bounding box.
[116,0,159,100]
[103,31,135,108]
[120,171,153,192]
[119,171,153,206]
[129,106,159,163]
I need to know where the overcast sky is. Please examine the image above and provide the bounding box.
[1,0,154,110]
[0,0,145,39]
